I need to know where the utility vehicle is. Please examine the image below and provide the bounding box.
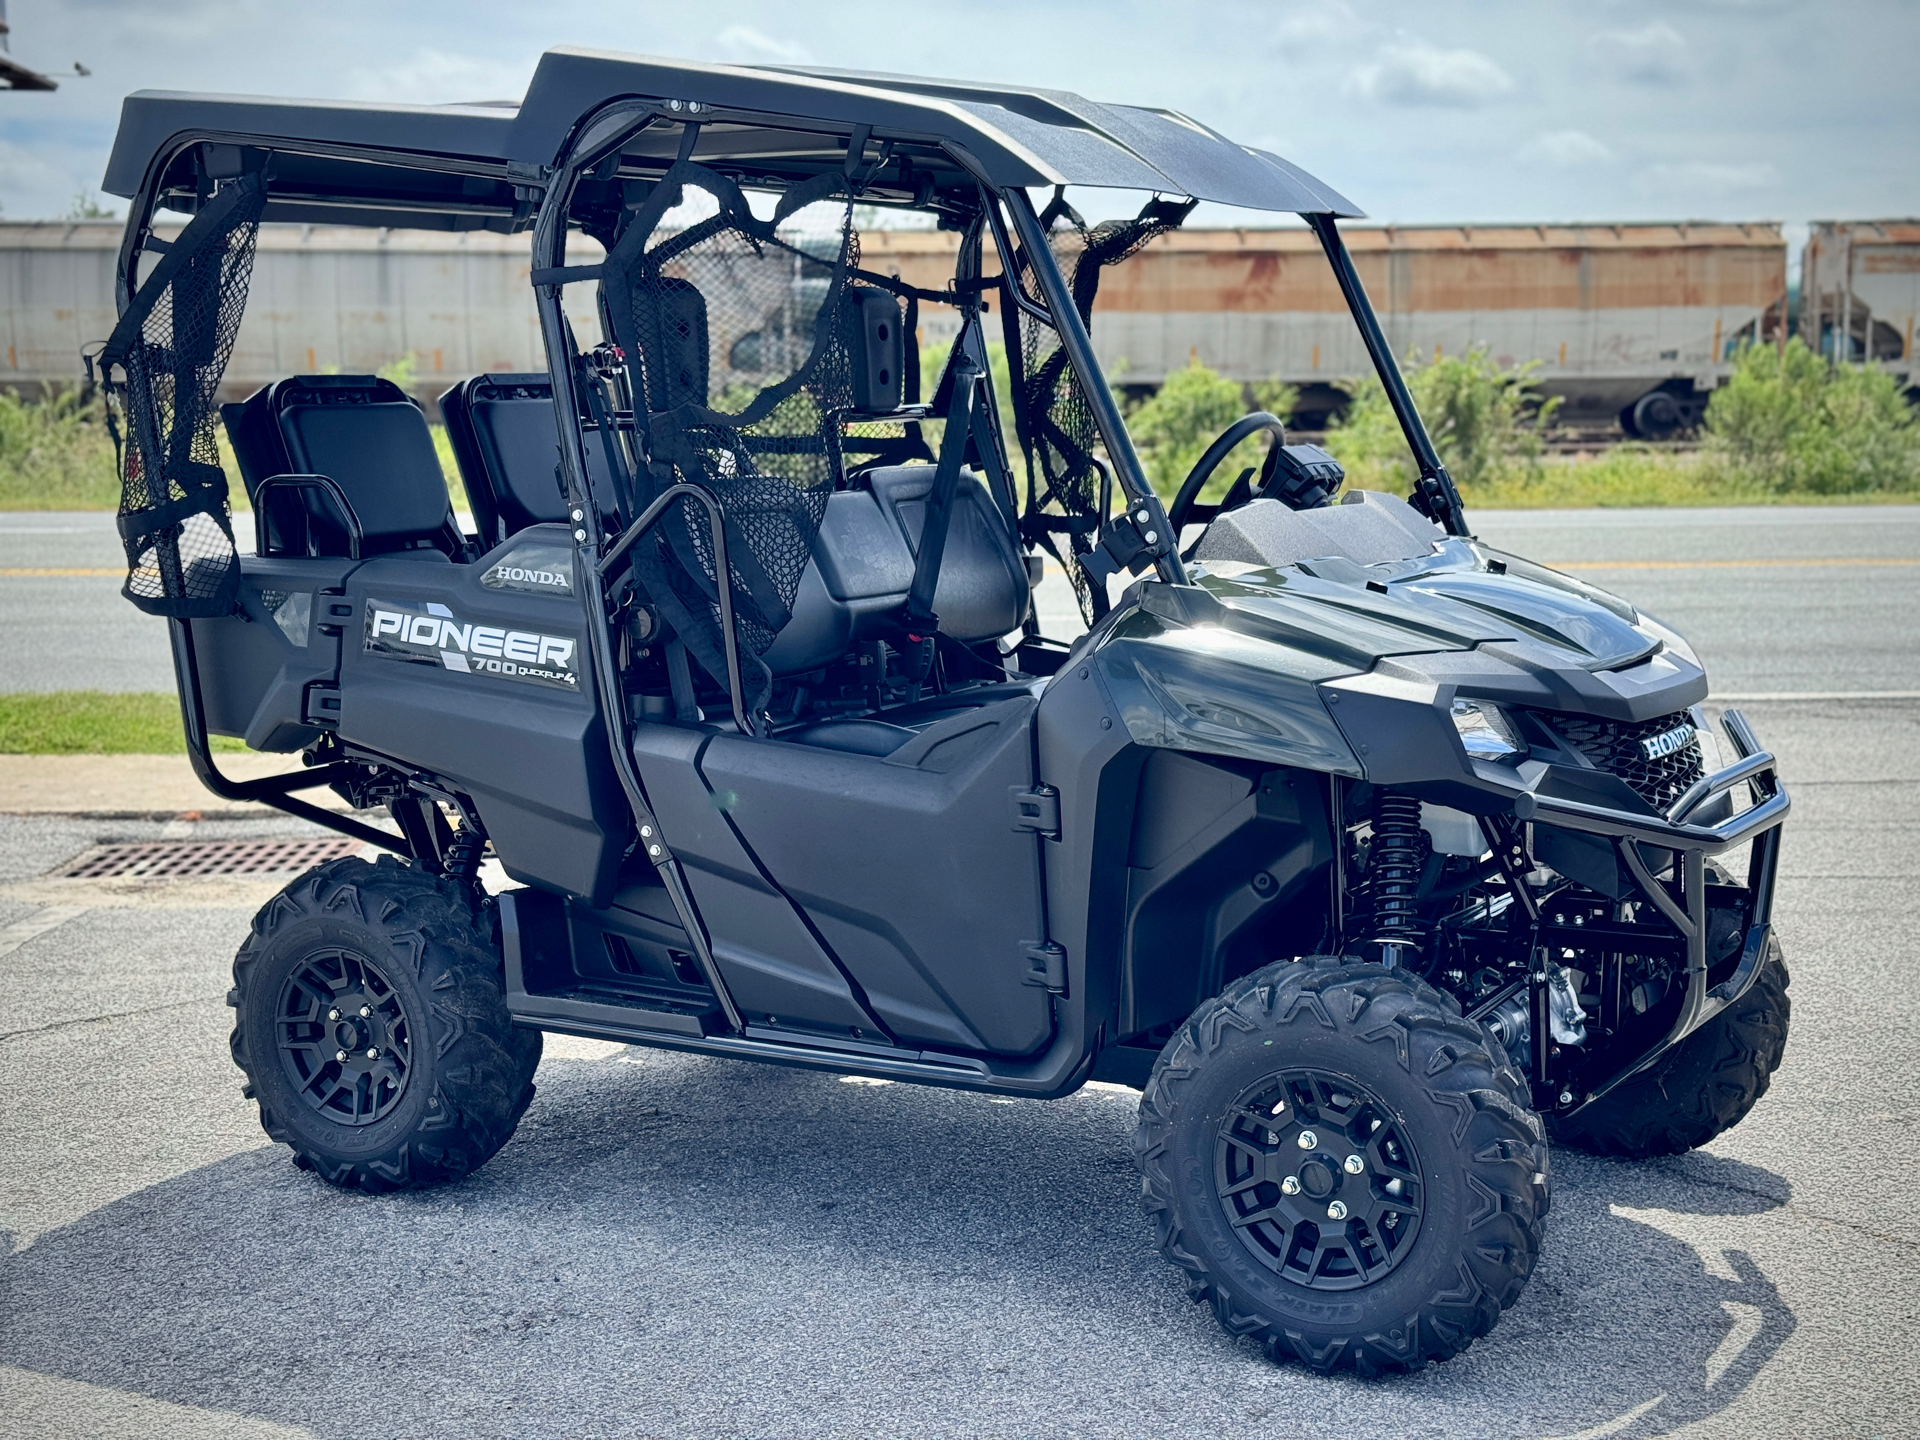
[97,50,1790,1373]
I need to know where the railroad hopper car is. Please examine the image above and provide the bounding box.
[862,223,1787,436]
[0,217,1789,436]
[1801,219,1920,383]
[0,218,602,407]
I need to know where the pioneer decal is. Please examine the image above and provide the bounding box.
[364,598,580,691]
[480,540,575,597]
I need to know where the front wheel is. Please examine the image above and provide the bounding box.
[228,854,541,1191]
[1133,957,1549,1374]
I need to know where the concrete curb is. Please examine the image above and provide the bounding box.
[0,754,356,819]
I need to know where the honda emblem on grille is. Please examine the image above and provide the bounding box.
[1639,721,1696,761]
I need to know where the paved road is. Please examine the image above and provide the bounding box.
[1,697,1916,1439]
[1,506,1917,1437]
[6,506,1917,697]
[1471,507,1920,698]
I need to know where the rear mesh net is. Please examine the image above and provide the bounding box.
[104,174,265,618]
[1009,197,1194,625]
[602,162,859,711]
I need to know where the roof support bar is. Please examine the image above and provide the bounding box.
[1002,187,1187,588]
[1306,213,1468,537]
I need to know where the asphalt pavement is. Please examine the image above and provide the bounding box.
[1,505,1917,1438]
[4,506,1917,697]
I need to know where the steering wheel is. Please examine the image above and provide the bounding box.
[1166,411,1288,535]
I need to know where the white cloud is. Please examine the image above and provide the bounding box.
[0,136,110,220]
[1348,42,1515,108]
[714,25,812,65]
[1518,130,1616,167]
[1587,22,1693,86]
[1274,2,1365,49]
[343,49,532,105]
[1641,160,1782,195]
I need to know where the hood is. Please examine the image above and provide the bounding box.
[1180,541,1659,673]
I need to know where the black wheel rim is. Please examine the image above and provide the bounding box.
[274,947,415,1127]
[1214,1068,1425,1291]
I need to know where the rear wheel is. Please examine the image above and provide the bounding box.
[228,854,541,1191]
[1133,957,1548,1374]
[1551,944,1789,1158]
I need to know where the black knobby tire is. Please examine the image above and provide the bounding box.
[1551,945,1790,1158]
[1133,957,1549,1375]
[228,854,542,1191]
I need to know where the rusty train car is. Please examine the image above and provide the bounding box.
[1801,220,1920,380]
[0,215,1819,435]
[864,223,1789,436]
[0,219,601,410]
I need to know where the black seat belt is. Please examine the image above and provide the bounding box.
[899,326,983,685]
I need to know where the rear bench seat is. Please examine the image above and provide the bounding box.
[222,375,464,560]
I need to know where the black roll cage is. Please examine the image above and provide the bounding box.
[123,104,1470,887]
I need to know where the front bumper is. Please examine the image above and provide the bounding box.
[1511,709,1788,1110]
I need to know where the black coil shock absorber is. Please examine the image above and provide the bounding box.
[442,820,487,889]
[1367,790,1426,967]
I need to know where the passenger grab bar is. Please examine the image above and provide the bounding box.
[252,473,365,560]
[596,481,753,738]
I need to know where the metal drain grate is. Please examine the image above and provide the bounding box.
[56,836,365,880]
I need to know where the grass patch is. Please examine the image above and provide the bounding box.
[0,388,122,510]
[1459,445,1919,509]
[0,691,247,754]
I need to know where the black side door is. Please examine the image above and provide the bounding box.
[696,697,1056,1056]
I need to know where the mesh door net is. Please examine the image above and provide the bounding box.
[1007,195,1194,626]
[602,163,861,713]
[101,174,265,618]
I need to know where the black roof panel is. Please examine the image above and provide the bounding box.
[102,91,518,197]
[104,48,1361,218]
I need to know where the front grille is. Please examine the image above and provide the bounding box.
[1537,709,1704,811]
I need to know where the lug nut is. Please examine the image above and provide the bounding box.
[359,1005,371,1018]
[1344,1154,1365,1175]
[1297,1130,1318,1149]
[1559,1090,1574,1105]
[328,1009,340,1021]
[366,1048,380,1060]
[1281,1176,1301,1195]
[335,1049,347,1062]
[1327,1201,1349,1220]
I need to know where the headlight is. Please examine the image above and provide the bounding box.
[1691,706,1723,773]
[1452,699,1524,760]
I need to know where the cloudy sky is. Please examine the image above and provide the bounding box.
[0,0,1913,250]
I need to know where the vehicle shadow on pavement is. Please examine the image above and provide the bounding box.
[0,1053,1795,1440]
[1471,1148,1796,1440]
